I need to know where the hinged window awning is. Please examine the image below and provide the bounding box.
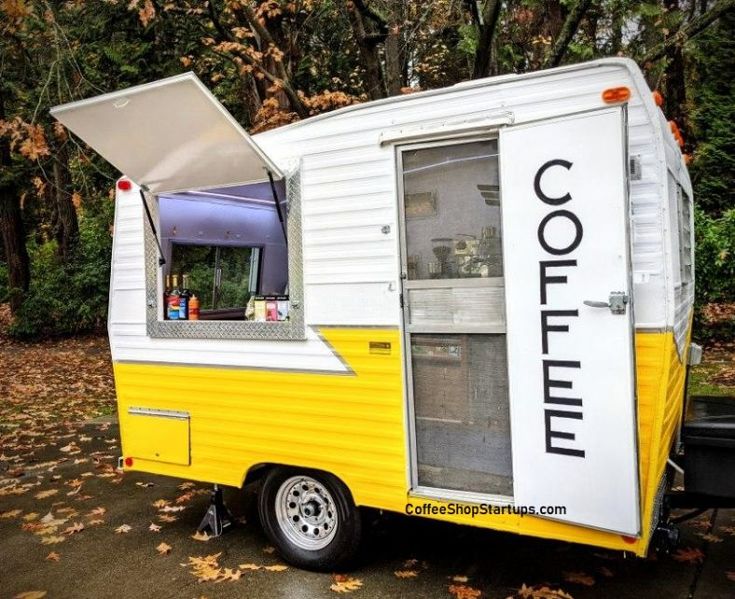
[50,73,283,194]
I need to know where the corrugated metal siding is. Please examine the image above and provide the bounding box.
[633,329,689,552]
[116,328,408,509]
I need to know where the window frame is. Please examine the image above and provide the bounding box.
[143,171,305,341]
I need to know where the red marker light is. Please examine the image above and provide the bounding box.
[124,457,134,467]
[621,535,637,544]
[117,179,133,191]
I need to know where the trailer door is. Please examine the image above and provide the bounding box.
[50,73,282,193]
[499,107,639,536]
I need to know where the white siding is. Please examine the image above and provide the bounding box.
[109,58,691,369]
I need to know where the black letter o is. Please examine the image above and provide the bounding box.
[534,159,573,205]
[537,210,583,255]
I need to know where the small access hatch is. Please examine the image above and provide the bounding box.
[125,408,190,466]
[50,73,282,193]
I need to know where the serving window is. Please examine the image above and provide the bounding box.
[143,173,305,340]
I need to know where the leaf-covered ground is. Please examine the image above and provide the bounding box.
[1,305,735,598]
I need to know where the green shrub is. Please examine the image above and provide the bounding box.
[694,207,735,305]
[9,215,112,338]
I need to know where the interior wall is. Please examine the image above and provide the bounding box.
[158,192,288,294]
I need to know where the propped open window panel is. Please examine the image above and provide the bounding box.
[50,72,282,193]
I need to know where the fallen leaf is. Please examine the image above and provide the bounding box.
[563,571,595,586]
[597,566,614,578]
[394,569,419,578]
[115,524,132,534]
[515,584,574,599]
[136,482,155,488]
[330,576,363,593]
[262,545,276,554]
[192,531,211,542]
[264,564,288,572]
[452,575,469,583]
[239,563,261,570]
[87,519,105,526]
[62,522,84,535]
[156,542,172,555]
[179,482,196,490]
[34,490,58,500]
[152,499,170,509]
[149,523,162,533]
[448,584,482,599]
[672,547,705,564]
[697,532,723,543]
[23,512,40,522]
[217,568,242,582]
[1,509,22,518]
[161,505,185,513]
[88,507,106,517]
[45,552,61,562]
[158,514,178,523]
[40,536,66,545]
[13,592,47,599]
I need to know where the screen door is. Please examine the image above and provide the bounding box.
[399,139,513,498]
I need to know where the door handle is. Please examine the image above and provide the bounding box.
[583,300,610,309]
[583,292,628,315]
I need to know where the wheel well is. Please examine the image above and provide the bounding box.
[241,463,356,504]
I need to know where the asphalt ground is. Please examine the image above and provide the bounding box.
[1,418,734,599]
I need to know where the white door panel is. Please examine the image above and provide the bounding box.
[500,108,639,535]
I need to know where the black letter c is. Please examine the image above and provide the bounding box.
[534,159,573,205]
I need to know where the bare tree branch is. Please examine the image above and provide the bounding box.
[642,0,735,63]
[543,0,594,68]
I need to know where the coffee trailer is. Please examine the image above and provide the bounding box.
[51,58,721,568]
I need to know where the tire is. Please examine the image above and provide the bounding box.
[258,467,362,571]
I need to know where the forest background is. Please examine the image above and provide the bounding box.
[0,0,733,340]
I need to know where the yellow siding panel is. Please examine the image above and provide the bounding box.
[114,326,690,557]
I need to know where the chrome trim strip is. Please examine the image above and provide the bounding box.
[128,407,190,420]
[403,277,504,290]
[410,486,514,507]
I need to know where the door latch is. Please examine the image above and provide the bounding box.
[583,291,628,315]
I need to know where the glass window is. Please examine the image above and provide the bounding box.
[169,244,260,316]
[402,140,502,281]
[677,185,693,285]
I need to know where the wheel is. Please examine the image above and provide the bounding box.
[258,467,362,570]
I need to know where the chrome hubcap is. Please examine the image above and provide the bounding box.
[275,475,338,550]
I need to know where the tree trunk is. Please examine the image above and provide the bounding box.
[663,0,688,130]
[347,0,387,100]
[385,23,403,96]
[543,0,594,67]
[52,141,79,261]
[0,88,30,313]
[472,0,502,78]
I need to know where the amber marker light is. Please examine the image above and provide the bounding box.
[602,86,631,103]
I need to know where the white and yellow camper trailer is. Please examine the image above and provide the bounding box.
[51,58,699,568]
